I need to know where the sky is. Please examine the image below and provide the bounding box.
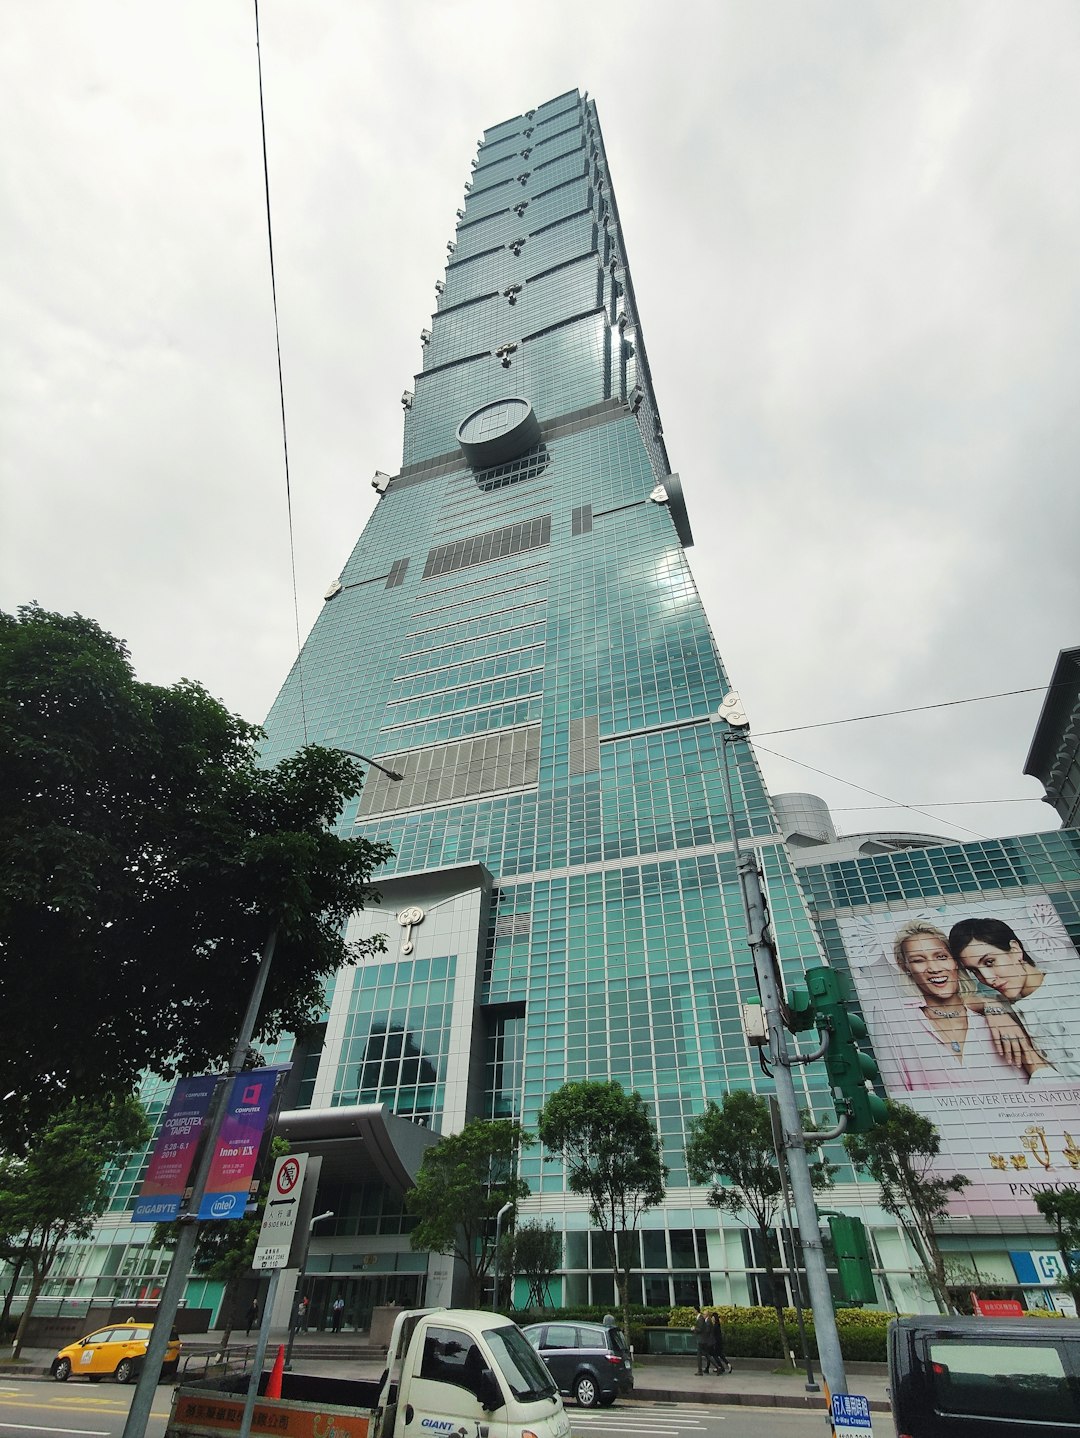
[3,1,1078,846]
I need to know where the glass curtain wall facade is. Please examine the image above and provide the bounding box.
[259,89,845,1309]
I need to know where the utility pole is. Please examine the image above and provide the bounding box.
[717,697,848,1398]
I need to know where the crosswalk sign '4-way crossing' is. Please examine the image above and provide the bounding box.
[252,1153,308,1269]
[831,1393,874,1438]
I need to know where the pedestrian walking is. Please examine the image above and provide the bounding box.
[331,1296,345,1333]
[694,1306,713,1375]
[291,1295,309,1334]
[708,1312,731,1374]
[245,1298,259,1335]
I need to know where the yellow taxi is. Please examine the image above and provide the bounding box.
[51,1321,182,1383]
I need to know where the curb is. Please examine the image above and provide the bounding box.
[634,1384,890,1412]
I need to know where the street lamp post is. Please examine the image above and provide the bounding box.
[491,1202,513,1311]
[285,1211,335,1370]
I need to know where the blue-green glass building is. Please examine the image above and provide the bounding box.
[256,88,848,1316]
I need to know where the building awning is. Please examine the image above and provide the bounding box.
[275,1104,439,1192]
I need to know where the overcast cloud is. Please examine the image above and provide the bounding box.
[3,1,1078,845]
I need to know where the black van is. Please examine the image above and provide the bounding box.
[888,1316,1080,1438]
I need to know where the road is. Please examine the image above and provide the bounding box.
[0,1385,840,1438]
[0,1377,173,1437]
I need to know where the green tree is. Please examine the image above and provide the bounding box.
[844,1100,969,1313]
[0,1096,151,1358]
[685,1091,833,1355]
[536,1080,667,1335]
[0,604,393,1150]
[406,1119,532,1307]
[498,1218,563,1311]
[1033,1186,1080,1306]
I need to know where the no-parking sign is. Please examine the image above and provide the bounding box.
[252,1153,308,1269]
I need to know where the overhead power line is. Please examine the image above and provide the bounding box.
[254,0,308,743]
[755,683,1052,739]
[754,743,989,841]
[833,798,1042,812]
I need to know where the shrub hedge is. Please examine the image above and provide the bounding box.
[506,1302,894,1361]
[667,1304,894,1362]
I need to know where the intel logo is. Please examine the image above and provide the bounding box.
[210,1197,235,1218]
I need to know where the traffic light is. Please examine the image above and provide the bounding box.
[793,966,888,1133]
[826,1213,878,1306]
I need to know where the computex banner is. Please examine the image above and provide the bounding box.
[196,1068,280,1221]
[131,1074,217,1223]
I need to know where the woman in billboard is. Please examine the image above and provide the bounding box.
[950,916,1078,1080]
[876,921,1036,1091]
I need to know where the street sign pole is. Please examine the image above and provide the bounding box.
[237,1267,283,1438]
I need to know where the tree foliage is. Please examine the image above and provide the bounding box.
[1033,1186,1080,1305]
[0,604,393,1149]
[0,1095,151,1357]
[406,1119,532,1307]
[536,1080,667,1333]
[499,1218,563,1310]
[844,1100,969,1313]
[685,1091,832,1353]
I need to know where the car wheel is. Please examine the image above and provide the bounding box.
[115,1358,134,1384]
[575,1373,600,1407]
[53,1358,71,1382]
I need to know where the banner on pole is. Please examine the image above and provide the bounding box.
[131,1075,217,1223]
[197,1068,279,1220]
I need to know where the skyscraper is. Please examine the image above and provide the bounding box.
[260,89,843,1314]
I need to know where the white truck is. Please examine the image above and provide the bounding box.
[164,1306,571,1438]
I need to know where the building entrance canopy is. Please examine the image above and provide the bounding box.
[275,1104,438,1191]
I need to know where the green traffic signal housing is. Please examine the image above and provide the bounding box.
[791,966,888,1134]
[825,1213,878,1306]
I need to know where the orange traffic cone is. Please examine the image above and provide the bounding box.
[265,1343,285,1400]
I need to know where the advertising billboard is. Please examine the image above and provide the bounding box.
[836,892,1080,1218]
[197,1068,280,1221]
[131,1074,218,1223]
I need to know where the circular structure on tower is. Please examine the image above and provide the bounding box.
[457,397,541,469]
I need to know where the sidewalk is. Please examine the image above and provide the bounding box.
[0,1330,892,1413]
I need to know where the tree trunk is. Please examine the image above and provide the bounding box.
[902,1216,952,1314]
[758,1224,791,1359]
[11,1261,45,1361]
[1,1252,26,1333]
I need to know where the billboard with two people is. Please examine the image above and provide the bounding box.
[836,893,1080,1218]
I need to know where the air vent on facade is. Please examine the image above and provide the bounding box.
[357,726,541,817]
[495,913,532,938]
[423,512,551,579]
[385,558,409,590]
[474,445,550,492]
[569,715,600,775]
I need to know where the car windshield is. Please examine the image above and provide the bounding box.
[486,1324,558,1402]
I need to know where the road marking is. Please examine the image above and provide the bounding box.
[570,1409,721,1434]
[0,1424,109,1435]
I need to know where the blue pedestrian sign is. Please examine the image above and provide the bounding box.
[831,1393,873,1438]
